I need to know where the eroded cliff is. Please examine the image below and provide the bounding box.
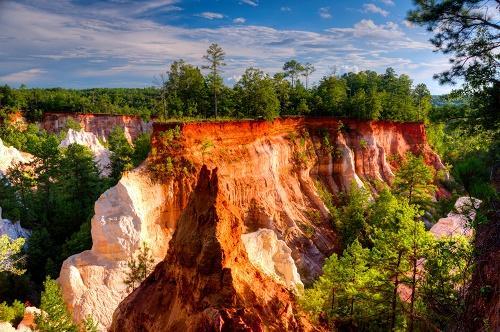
[110,166,319,331]
[58,117,444,330]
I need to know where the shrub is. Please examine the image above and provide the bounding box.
[0,300,24,326]
[124,242,155,292]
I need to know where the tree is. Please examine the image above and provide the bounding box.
[315,75,348,116]
[335,182,371,247]
[420,236,473,330]
[36,277,78,332]
[393,153,436,207]
[203,43,226,118]
[0,235,25,275]
[408,0,499,138]
[301,240,382,330]
[273,73,292,114]
[302,63,315,89]
[160,60,208,118]
[124,242,155,291]
[234,67,280,120]
[108,126,134,182]
[283,60,304,88]
[408,0,499,87]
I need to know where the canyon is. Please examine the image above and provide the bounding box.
[57,117,446,330]
[41,112,152,142]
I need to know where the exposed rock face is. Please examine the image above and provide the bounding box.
[430,196,481,238]
[42,112,152,142]
[57,169,183,331]
[151,118,444,281]
[59,117,444,330]
[242,228,304,292]
[59,128,111,176]
[0,138,32,176]
[0,208,31,240]
[110,166,319,332]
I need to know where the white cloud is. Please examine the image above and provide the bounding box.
[379,0,394,5]
[403,20,415,28]
[0,68,46,83]
[0,2,445,92]
[197,12,224,20]
[280,6,291,12]
[363,3,389,16]
[240,0,258,7]
[319,7,332,19]
[233,17,246,24]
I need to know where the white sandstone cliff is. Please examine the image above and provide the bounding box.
[430,196,482,238]
[59,129,111,176]
[0,207,31,240]
[58,169,172,331]
[242,228,304,292]
[0,138,32,176]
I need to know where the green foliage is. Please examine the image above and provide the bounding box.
[0,126,110,284]
[159,60,208,118]
[203,43,226,118]
[36,277,78,332]
[314,180,337,222]
[63,118,82,132]
[234,67,280,120]
[81,315,98,332]
[0,85,158,119]
[108,126,134,181]
[393,153,436,207]
[131,132,151,167]
[420,236,473,329]
[335,182,371,247]
[0,64,433,123]
[124,243,155,292]
[0,300,24,326]
[0,235,25,275]
[301,240,386,330]
[200,138,214,161]
[303,177,473,330]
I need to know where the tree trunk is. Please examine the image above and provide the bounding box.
[410,254,417,332]
[409,220,418,332]
[390,251,403,331]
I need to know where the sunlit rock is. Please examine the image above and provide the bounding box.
[59,129,111,176]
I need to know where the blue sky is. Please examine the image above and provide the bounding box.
[0,0,454,94]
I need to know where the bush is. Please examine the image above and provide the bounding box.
[0,300,24,326]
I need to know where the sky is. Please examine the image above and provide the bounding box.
[0,0,455,94]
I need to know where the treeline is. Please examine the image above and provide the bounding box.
[0,86,159,121]
[0,48,432,122]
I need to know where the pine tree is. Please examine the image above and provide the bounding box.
[124,242,155,291]
[393,153,436,207]
[35,277,78,332]
[0,235,25,275]
[203,43,226,118]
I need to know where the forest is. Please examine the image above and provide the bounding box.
[0,65,432,123]
[0,0,498,331]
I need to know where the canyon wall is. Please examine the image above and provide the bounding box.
[111,166,319,331]
[41,112,152,142]
[59,117,444,330]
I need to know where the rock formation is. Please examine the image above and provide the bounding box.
[57,168,182,331]
[0,207,31,240]
[110,166,319,332]
[0,138,32,176]
[42,112,152,142]
[242,228,304,292]
[58,117,445,330]
[430,196,481,238]
[59,128,111,176]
